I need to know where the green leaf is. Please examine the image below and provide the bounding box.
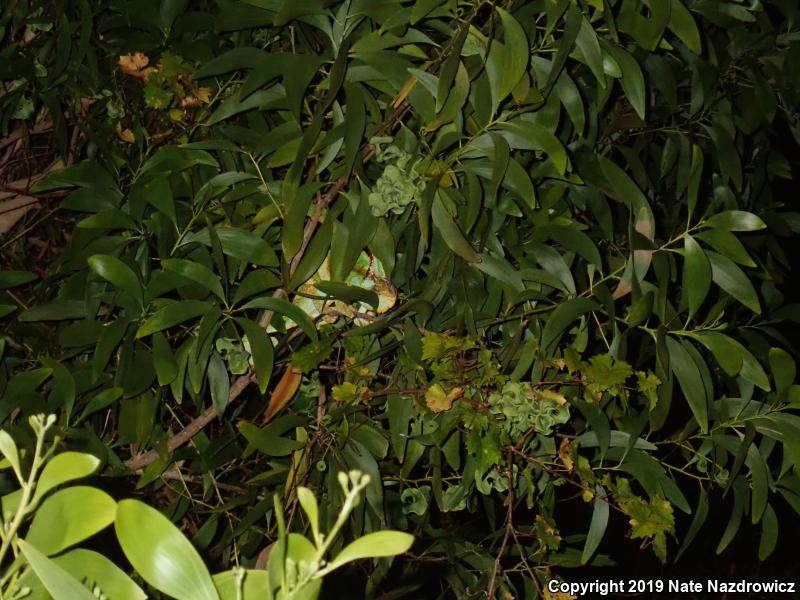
[77,209,137,230]
[688,331,743,377]
[758,504,778,560]
[162,259,226,302]
[242,297,319,342]
[184,228,279,267]
[0,430,21,479]
[676,485,708,560]
[665,336,708,433]
[411,0,444,24]
[707,250,761,314]
[238,421,304,456]
[716,477,745,554]
[541,298,598,354]
[313,281,379,310]
[696,227,756,267]
[79,387,124,421]
[136,300,212,338]
[18,540,96,600]
[544,5,581,93]
[604,44,645,120]
[474,253,524,293]
[495,7,529,102]
[668,0,702,54]
[769,347,795,398]
[0,270,36,289]
[436,24,469,111]
[747,445,769,524]
[683,235,711,319]
[326,531,414,572]
[575,12,605,87]
[704,210,766,232]
[581,485,609,564]
[33,452,101,504]
[687,144,703,220]
[213,569,270,599]
[431,192,480,263]
[208,351,230,416]
[497,121,568,176]
[235,317,274,394]
[152,331,179,386]
[18,300,86,322]
[297,486,320,545]
[115,499,219,600]
[26,486,116,555]
[55,548,147,600]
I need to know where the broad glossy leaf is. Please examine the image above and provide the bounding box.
[235,317,274,394]
[136,300,211,338]
[0,431,20,478]
[213,569,270,599]
[162,259,226,302]
[26,486,116,555]
[297,486,320,544]
[326,531,414,571]
[185,228,279,267]
[208,351,230,416]
[668,0,702,54]
[54,548,147,600]
[704,210,766,232]
[115,499,219,600]
[33,452,101,504]
[18,541,96,600]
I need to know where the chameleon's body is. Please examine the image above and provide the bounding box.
[295,251,397,323]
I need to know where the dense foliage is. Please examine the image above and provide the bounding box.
[2,0,800,598]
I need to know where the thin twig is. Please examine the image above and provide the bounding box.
[487,446,514,600]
